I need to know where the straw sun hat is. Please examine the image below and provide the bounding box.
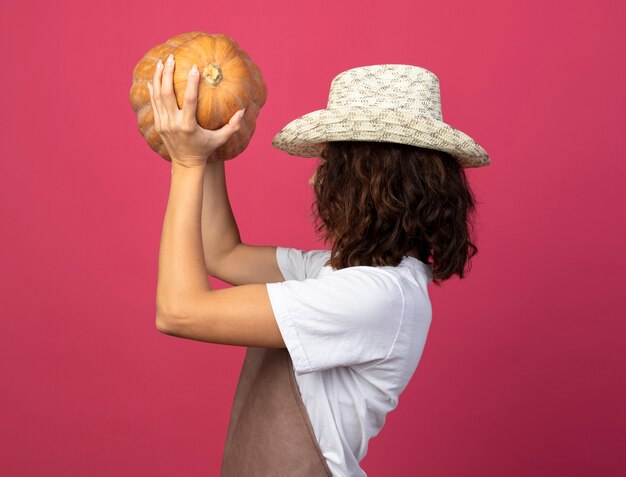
[271,64,490,168]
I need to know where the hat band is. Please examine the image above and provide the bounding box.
[326,105,443,121]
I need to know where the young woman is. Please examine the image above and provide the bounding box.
[148,59,490,476]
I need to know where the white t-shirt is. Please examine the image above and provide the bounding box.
[265,247,433,477]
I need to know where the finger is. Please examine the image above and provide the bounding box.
[211,108,245,146]
[160,53,178,119]
[182,64,200,130]
[146,81,161,131]
[153,57,168,127]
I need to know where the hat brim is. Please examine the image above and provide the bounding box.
[271,108,490,168]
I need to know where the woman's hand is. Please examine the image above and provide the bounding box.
[147,53,245,169]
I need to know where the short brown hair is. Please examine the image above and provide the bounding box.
[309,141,482,286]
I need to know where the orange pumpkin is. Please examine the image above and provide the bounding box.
[129,32,267,163]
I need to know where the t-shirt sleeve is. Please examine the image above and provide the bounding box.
[276,246,329,281]
[265,267,405,375]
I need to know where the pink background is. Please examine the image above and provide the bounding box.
[2,0,625,475]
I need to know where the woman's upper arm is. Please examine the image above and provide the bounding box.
[208,243,285,286]
[157,283,286,348]
[209,244,321,286]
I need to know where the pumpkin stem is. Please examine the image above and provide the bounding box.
[202,64,223,87]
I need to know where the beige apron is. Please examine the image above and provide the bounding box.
[221,346,334,476]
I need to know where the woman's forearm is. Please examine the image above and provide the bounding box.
[156,165,211,317]
[201,160,242,275]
